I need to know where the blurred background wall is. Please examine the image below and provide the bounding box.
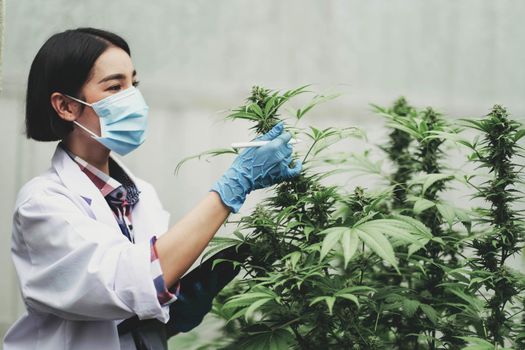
[1,0,524,346]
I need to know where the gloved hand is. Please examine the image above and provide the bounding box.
[211,121,302,213]
[167,277,217,333]
[166,244,250,335]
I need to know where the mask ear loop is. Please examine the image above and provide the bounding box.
[65,94,91,106]
[73,120,99,138]
[64,94,100,138]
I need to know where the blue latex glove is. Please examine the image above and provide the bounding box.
[211,121,302,213]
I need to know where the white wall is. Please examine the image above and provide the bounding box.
[1,0,524,344]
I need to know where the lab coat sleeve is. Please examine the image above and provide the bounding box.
[149,236,178,306]
[12,189,170,322]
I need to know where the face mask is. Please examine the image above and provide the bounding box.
[66,86,149,156]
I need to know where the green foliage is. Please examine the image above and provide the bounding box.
[465,105,525,348]
[370,98,469,349]
[228,85,310,135]
[176,88,525,350]
[373,97,417,208]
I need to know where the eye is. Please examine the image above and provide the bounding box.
[108,85,121,91]
[132,80,140,87]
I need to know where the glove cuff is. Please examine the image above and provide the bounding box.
[211,168,252,213]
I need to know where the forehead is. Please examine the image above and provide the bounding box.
[89,46,134,81]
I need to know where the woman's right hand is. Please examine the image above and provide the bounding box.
[210,122,302,213]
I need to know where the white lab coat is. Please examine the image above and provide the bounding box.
[3,145,172,350]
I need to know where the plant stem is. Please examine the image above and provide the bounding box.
[302,139,319,165]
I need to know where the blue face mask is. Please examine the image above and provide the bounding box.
[66,86,149,156]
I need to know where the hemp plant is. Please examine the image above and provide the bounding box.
[369,99,477,349]
[459,105,525,348]
[176,86,432,350]
[173,90,525,350]
[374,97,417,209]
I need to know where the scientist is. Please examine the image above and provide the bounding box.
[3,28,302,350]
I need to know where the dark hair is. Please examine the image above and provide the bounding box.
[25,28,131,141]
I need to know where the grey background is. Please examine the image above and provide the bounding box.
[1,0,524,347]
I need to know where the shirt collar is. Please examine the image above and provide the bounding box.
[59,143,139,205]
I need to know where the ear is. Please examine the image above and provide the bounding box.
[50,92,82,122]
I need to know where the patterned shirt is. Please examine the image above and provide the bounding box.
[61,144,180,306]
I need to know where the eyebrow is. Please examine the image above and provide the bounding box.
[98,70,137,84]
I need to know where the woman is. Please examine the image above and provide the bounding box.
[3,28,302,350]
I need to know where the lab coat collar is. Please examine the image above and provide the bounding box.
[51,144,170,242]
[51,144,123,233]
